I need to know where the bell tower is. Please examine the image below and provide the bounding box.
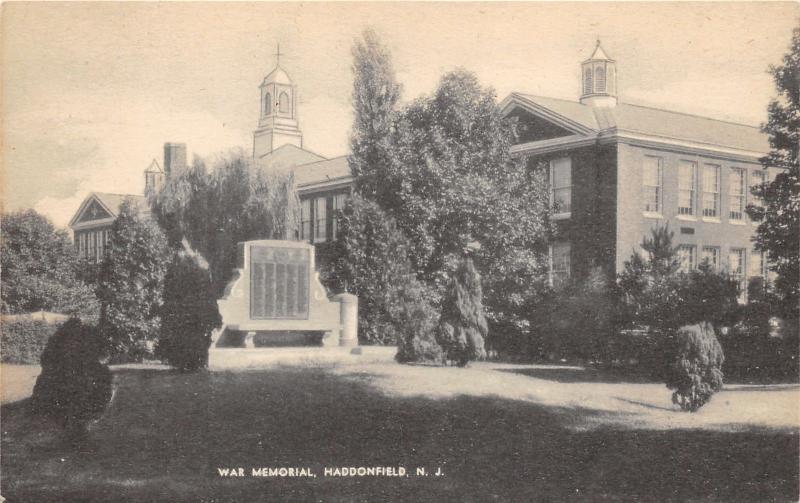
[580,40,617,108]
[253,45,303,159]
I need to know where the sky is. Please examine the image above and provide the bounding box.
[3,2,798,228]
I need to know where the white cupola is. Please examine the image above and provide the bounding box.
[580,40,617,108]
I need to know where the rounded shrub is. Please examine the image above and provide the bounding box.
[157,251,222,371]
[0,318,58,364]
[31,318,113,435]
[665,322,724,412]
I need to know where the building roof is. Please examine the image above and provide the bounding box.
[256,144,325,170]
[262,65,293,86]
[69,192,148,228]
[145,158,163,173]
[585,40,613,61]
[291,156,351,186]
[507,93,769,154]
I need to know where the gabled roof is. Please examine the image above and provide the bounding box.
[256,144,325,170]
[291,156,351,187]
[503,92,769,155]
[145,158,163,173]
[69,192,148,228]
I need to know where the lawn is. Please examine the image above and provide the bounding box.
[1,362,798,502]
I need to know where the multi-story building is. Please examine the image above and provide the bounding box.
[498,41,775,295]
[68,144,182,262]
[255,42,776,296]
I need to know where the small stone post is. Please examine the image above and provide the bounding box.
[333,293,358,347]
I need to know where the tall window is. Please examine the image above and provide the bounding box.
[701,246,719,270]
[314,196,327,242]
[550,157,572,215]
[550,242,571,287]
[729,248,746,302]
[677,245,696,273]
[264,93,272,115]
[750,249,769,279]
[678,161,696,215]
[279,92,290,114]
[729,167,746,221]
[702,164,720,218]
[331,193,348,240]
[750,169,766,210]
[643,156,662,213]
[300,199,312,241]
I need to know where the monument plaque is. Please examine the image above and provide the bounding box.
[249,245,309,319]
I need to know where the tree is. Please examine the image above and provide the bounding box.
[0,209,98,319]
[327,194,439,347]
[617,225,684,332]
[151,149,300,295]
[349,29,402,203]
[436,255,488,366]
[31,318,112,438]
[157,250,222,371]
[747,25,800,319]
[357,65,551,335]
[97,198,170,362]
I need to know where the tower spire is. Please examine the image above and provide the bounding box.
[274,43,283,66]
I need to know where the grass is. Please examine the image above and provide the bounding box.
[1,362,798,502]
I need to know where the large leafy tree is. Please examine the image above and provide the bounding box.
[384,70,551,328]
[0,209,97,318]
[747,25,800,318]
[97,198,170,362]
[151,148,301,295]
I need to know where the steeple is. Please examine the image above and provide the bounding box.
[253,44,303,159]
[580,39,617,108]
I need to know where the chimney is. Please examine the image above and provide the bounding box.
[163,143,187,178]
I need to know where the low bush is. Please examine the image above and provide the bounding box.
[31,318,113,436]
[0,319,58,364]
[665,322,724,412]
[157,251,222,371]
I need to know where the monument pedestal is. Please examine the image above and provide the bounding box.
[214,240,358,355]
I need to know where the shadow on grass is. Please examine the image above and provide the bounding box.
[2,366,797,502]
[498,365,658,384]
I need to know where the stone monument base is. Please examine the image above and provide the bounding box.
[208,346,397,370]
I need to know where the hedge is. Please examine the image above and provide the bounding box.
[1,319,59,364]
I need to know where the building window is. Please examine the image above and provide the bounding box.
[314,196,327,242]
[300,199,312,241]
[750,169,766,210]
[550,242,571,287]
[701,246,719,270]
[749,249,769,279]
[643,156,662,213]
[550,157,572,215]
[729,248,746,301]
[677,245,696,273]
[279,91,290,114]
[264,92,272,115]
[729,167,746,221]
[331,193,348,240]
[702,164,720,218]
[678,161,696,215]
[594,65,606,92]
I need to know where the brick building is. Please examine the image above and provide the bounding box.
[498,41,775,295]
